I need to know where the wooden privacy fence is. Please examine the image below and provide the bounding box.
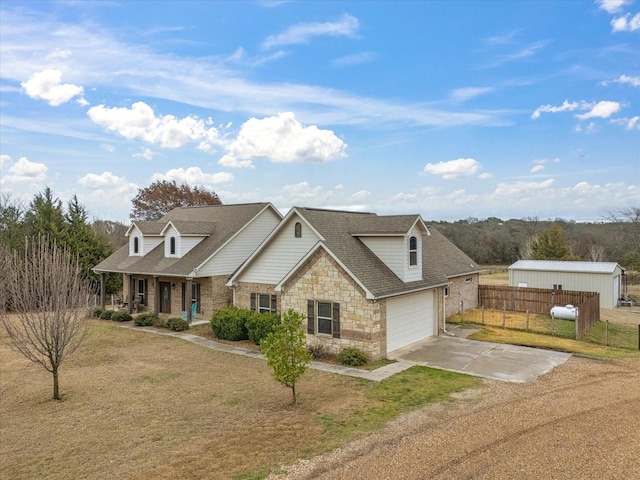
[478,285,600,340]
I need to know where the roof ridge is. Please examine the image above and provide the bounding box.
[297,206,376,215]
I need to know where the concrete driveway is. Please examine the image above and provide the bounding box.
[388,325,572,383]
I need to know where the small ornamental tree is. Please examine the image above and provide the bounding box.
[0,237,92,400]
[260,309,312,405]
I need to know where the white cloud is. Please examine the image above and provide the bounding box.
[21,69,84,106]
[0,154,10,167]
[450,87,494,103]
[493,178,555,196]
[477,172,493,180]
[597,0,632,14]
[351,189,370,201]
[605,74,640,87]
[77,171,137,193]
[218,112,347,168]
[611,116,640,129]
[151,167,234,186]
[576,101,621,120]
[101,144,115,153]
[332,52,378,67]
[262,14,359,49]
[611,12,640,31]
[421,158,481,180]
[531,165,545,173]
[2,157,48,184]
[531,99,579,119]
[133,148,154,160]
[282,181,325,199]
[87,102,222,149]
[0,9,508,129]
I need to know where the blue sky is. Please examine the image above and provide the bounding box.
[1,0,638,223]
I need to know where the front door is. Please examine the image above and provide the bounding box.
[160,282,172,313]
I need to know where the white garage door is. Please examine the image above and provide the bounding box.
[387,290,434,353]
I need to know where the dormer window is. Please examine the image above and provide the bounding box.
[294,222,302,238]
[409,236,418,266]
[170,236,176,255]
[133,237,139,254]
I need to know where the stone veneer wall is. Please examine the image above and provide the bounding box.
[445,273,479,316]
[281,250,386,360]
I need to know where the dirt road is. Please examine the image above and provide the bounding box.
[270,356,640,479]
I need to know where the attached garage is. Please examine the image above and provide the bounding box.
[387,290,435,353]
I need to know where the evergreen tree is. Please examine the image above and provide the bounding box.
[529,224,577,261]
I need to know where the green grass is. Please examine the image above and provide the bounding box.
[313,366,482,440]
[583,321,640,350]
[468,326,640,359]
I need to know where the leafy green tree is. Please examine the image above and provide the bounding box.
[528,223,577,261]
[260,309,312,405]
[130,180,222,221]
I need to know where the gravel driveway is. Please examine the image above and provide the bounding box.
[269,356,640,479]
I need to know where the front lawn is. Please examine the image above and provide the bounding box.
[0,320,480,480]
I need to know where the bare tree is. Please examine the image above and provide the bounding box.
[586,244,605,262]
[0,237,92,400]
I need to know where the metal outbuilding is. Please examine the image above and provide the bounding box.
[508,260,625,309]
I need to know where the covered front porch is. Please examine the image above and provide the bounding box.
[97,273,206,324]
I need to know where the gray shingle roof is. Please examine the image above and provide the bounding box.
[295,207,481,298]
[94,203,272,276]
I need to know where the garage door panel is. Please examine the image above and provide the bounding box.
[387,290,434,353]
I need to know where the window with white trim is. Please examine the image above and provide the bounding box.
[409,236,418,266]
[250,293,277,314]
[170,236,176,255]
[133,237,139,254]
[294,222,302,238]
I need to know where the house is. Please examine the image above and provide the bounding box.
[93,203,282,321]
[508,260,626,309]
[226,207,481,359]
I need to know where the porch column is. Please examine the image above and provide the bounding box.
[99,272,106,309]
[153,276,160,314]
[186,277,193,323]
[128,275,135,315]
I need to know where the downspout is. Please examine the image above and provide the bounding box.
[442,287,448,334]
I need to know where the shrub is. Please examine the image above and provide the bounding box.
[91,306,104,318]
[307,342,330,360]
[245,311,281,345]
[338,347,368,367]
[110,311,133,322]
[166,317,189,332]
[134,312,157,327]
[99,309,114,320]
[211,307,249,341]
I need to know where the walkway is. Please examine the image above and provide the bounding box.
[121,323,571,383]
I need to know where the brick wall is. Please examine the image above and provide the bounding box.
[234,282,280,312]
[281,249,386,359]
[122,274,231,320]
[446,273,479,316]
